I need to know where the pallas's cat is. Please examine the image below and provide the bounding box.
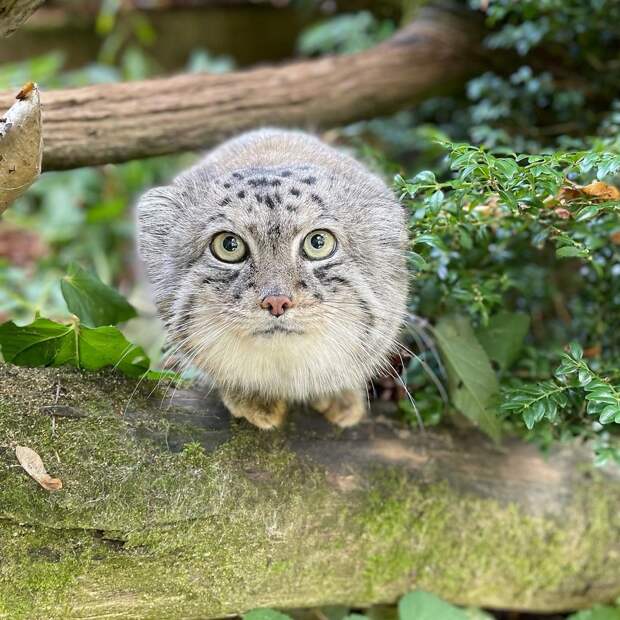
[137,129,408,429]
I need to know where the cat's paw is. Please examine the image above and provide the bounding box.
[222,393,287,430]
[312,389,366,428]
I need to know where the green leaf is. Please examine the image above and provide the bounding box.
[435,315,502,442]
[476,311,530,371]
[599,405,620,425]
[408,252,428,271]
[568,605,620,620]
[556,245,587,259]
[60,263,137,327]
[243,610,293,620]
[399,591,468,620]
[411,170,436,185]
[576,204,600,221]
[569,342,584,360]
[0,317,149,378]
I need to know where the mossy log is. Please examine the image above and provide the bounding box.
[1,364,619,619]
[0,7,487,171]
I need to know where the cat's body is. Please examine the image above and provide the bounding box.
[137,129,408,429]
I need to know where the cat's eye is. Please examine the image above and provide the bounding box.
[211,232,247,263]
[302,230,337,261]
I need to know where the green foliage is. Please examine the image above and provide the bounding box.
[0,317,149,378]
[0,267,150,378]
[297,11,395,56]
[244,611,294,620]
[398,591,468,620]
[60,263,137,327]
[398,138,620,451]
[569,606,620,620]
[434,315,501,441]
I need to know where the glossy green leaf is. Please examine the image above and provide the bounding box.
[476,311,530,371]
[568,605,620,620]
[243,610,293,620]
[0,317,149,378]
[399,591,468,620]
[60,263,137,327]
[435,315,501,441]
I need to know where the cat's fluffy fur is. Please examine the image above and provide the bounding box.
[137,129,408,428]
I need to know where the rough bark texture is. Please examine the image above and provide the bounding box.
[0,0,43,36]
[0,83,42,213]
[1,364,619,619]
[0,7,486,171]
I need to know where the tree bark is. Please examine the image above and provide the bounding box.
[0,0,43,36]
[0,7,487,171]
[0,83,42,213]
[0,364,619,619]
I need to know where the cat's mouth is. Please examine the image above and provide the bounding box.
[252,324,305,337]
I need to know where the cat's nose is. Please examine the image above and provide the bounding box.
[261,295,293,317]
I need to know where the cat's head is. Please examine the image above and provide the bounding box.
[137,163,408,400]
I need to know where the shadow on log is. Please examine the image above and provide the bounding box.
[0,7,488,171]
[0,364,619,618]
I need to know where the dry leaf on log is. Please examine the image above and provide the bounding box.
[0,81,42,214]
[15,445,63,491]
[553,180,620,205]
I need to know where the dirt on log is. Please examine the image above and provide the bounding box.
[0,364,619,619]
[0,7,487,171]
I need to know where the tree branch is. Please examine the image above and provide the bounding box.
[1,364,619,617]
[0,7,486,171]
[0,0,44,36]
[0,83,42,213]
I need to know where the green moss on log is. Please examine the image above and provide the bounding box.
[0,366,619,619]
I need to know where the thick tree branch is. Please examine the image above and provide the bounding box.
[0,7,486,170]
[0,83,42,213]
[1,364,619,618]
[0,0,44,36]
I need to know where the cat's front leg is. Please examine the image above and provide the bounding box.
[312,388,366,428]
[221,391,287,430]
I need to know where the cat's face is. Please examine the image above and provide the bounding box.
[138,164,407,400]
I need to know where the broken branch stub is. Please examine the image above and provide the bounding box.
[0,0,44,36]
[0,82,42,214]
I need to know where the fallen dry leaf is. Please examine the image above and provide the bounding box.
[15,445,63,492]
[581,180,620,201]
[611,231,620,245]
[553,179,620,206]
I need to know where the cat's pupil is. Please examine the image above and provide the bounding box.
[223,236,238,252]
[311,234,325,249]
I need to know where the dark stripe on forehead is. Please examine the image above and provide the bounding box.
[248,177,269,187]
[310,193,325,208]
